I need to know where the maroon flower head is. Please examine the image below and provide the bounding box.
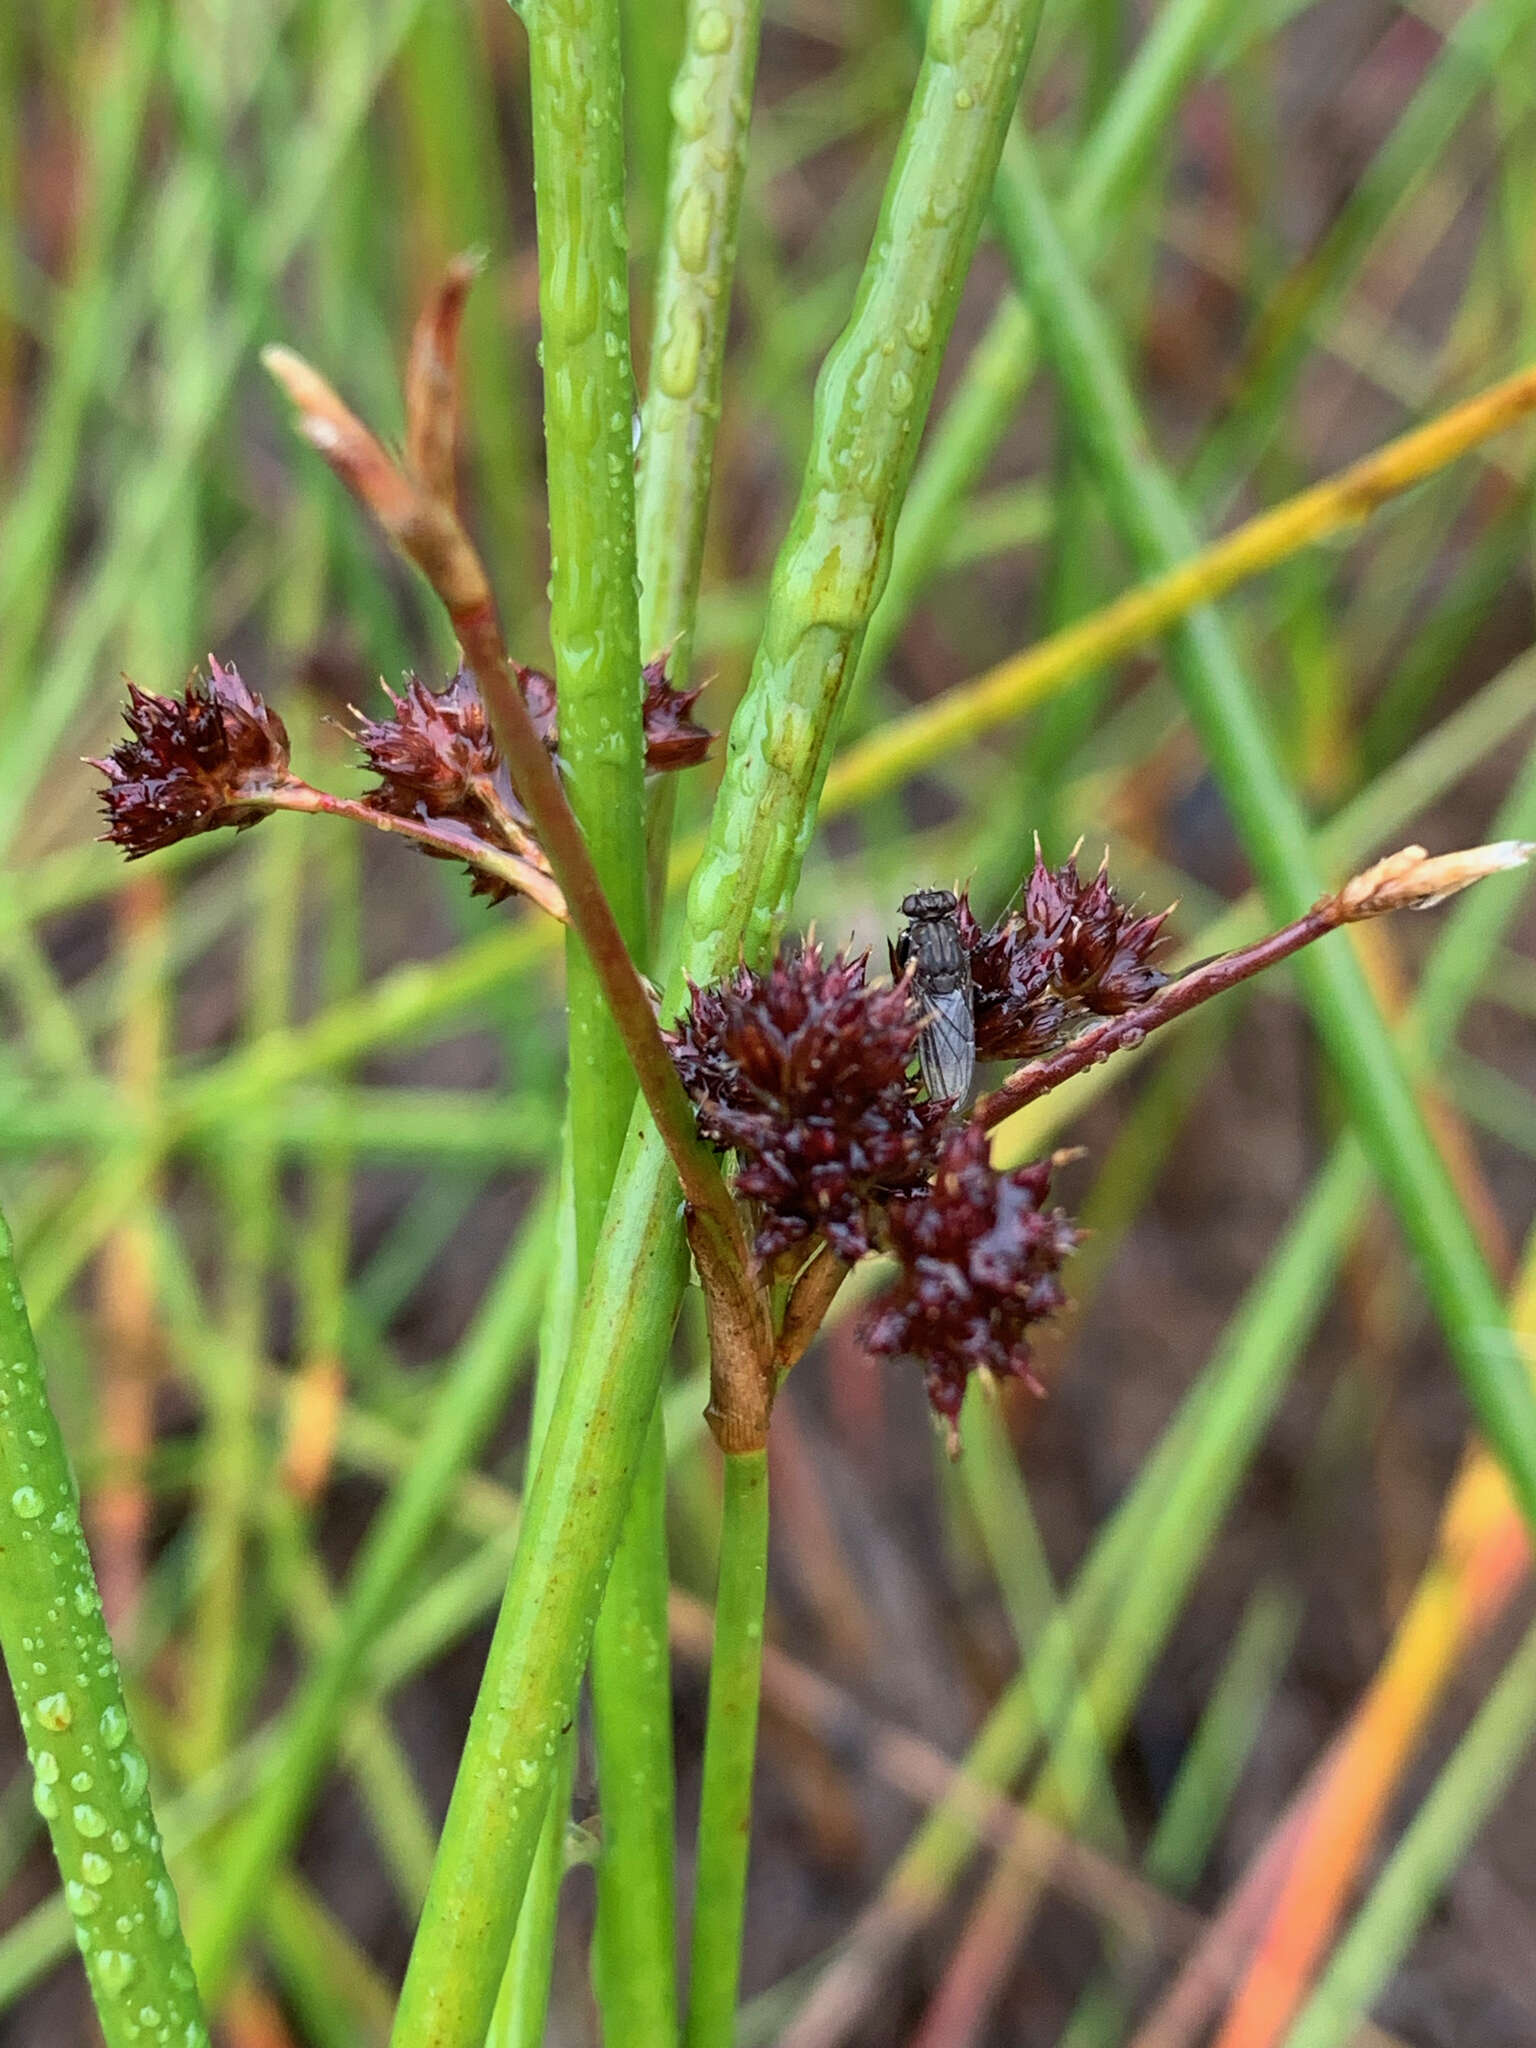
[641,654,714,771]
[861,1121,1080,1428]
[668,940,944,1267]
[1029,847,1169,1014]
[93,659,291,857]
[958,847,1170,1059]
[516,653,714,773]
[955,890,1066,1060]
[353,669,517,828]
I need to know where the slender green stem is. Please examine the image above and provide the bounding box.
[635,0,763,665]
[988,121,1536,1539]
[493,1144,579,2048]
[590,1400,679,2047]
[0,1210,211,2047]
[635,0,765,901]
[522,1,678,2038]
[1281,1612,1536,2048]
[388,8,1044,2041]
[685,1449,770,2048]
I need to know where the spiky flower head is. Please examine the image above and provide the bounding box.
[353,669,521,830]
[517,653,714,773]
[862,1121,1080,1429]
[351,668,547,904]
[640,655,714,771]
[92,659,291,857]
[959,846,1170,1060]
[668,940,945,1267]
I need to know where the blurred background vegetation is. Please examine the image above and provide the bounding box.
[2,0,1536,2042]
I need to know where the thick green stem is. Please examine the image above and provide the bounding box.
[684,1450,770,2048]
[522,1,677,2039]
[989,123,1536,1538]
[0,1211,211,2047]
[854,0,1236,706]
[388,7,1044,2042]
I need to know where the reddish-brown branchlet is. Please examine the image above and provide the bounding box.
[92,659,292,857]
[861,1121,1080,1433]
[668,941,945,1266]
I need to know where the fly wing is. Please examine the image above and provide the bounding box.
[918,986,976,1106]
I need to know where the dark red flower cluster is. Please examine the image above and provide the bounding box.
[352,670,533,902]
[861,1122,1080,1427]
[958,845,1170,1060]
[91,660,291,857]
[96,656,714,901]
[519,653,714,773]
[667,941,945,1266]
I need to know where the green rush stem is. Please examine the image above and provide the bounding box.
[684,1450,771,2048]
[1281,1612,1536,2048]
[987,124,1536,1541]
[0,1210,211,2048]
[779,744,1536,2048]
[635,0,765,904]
[493,1142,579,2048]
[388,6,1045,2042]
[188,1192,554,2003]
[522,0,677,2040]
[853,0,1237,708]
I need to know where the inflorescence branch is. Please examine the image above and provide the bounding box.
[668,837,1531,1448]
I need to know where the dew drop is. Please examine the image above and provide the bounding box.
[11,1486,43,1520]
[95,1948,136,1996]
[34,1748,59,1784]
[81,1850,113,1885]
[670,74,710,140]
[674,184,715,273]
[33,1780,59,1821]
[694,6,731,51]
[72,1803,108,1838]
[66,1880,102,1918]
[116,1749,149,1803]
[99,1706,128,1751]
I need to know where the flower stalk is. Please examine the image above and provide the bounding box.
[683,1449,771,2048]
[977,842,1535,1130]
[260,300,752,1301]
